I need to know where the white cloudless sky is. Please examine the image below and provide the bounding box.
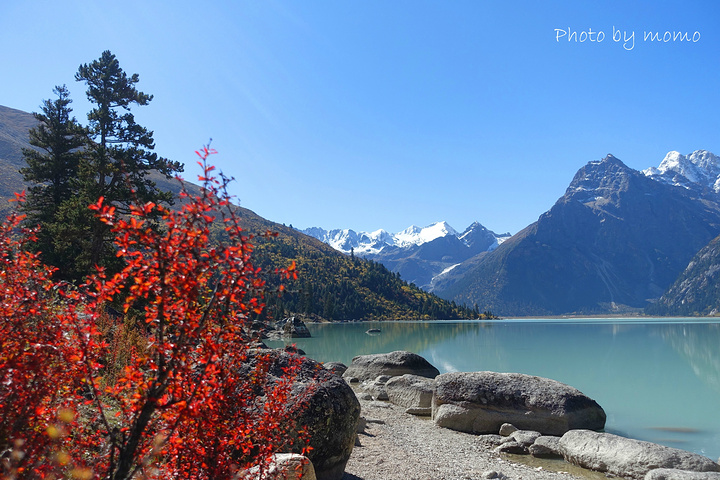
[1,1,719,234]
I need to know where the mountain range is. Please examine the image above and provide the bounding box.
[308,150,720,316]
[301,222,510,290]
[435,151,720,315]
[7,100,720,317]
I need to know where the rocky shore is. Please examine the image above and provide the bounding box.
[343,394,589,480]
[267,346,719,480]
[338,351,720,480]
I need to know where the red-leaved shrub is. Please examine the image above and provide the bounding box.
[0,147,307,479]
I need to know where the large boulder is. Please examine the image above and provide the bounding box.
[560,430,720,480]
[241,350,360,480]
[432,372,606,436]
[343,351,440,382]
[384,374,436,415]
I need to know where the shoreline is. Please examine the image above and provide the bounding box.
[343,395,604,480]
[313,314,719,323]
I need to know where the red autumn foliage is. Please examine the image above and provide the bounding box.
[0,147,308,479]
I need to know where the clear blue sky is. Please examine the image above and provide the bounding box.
[2,1,719,234]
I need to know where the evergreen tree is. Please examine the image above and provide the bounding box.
[75,50,183,267]
[20,85,87,273]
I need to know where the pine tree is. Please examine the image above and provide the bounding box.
[75,50,183,267]
[20,85,87,273]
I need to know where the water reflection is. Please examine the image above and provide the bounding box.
[661,323,720,394]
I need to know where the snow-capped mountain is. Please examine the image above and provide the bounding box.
[435,151,720,316]
[394,222,459,249]
[300,221,510,290]
[302,221,509,256]
[304,221,465,255]
[643,150,720,193]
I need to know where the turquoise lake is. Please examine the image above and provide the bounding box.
[266,318,720,460]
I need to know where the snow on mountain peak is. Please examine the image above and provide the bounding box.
[644,150,720,193]
[394,221,458,248]
[301,221,507,256]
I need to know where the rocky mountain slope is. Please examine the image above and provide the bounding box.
[0,105,38,201]
[646,233,720,316]
[435,154,720,316]
[302,222,510,290]
[0,104,475,321]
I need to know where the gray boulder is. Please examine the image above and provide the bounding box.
[432,371,606,436]
[495,441,528,455]
[507,429,542,446]
[343,351,440,382]
[560,430,720,480]
[323,362,348,376]
[529,435,563,458]
[645,469,720,480]
[384,374,435,414]
[241,350,360,480]
[499,423,518,436]
[362,375,391,401]
[495,430,542,455]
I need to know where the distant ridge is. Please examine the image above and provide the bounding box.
[301,222,510,290]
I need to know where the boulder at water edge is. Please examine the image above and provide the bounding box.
[343,350,440,382]
[241,350,361,480]
[282,316,312,338]
[432,371,606,436]
[560,430,720,480]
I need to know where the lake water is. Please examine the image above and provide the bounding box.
[266,318,720,460]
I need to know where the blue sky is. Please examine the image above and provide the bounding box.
[2,1,719,234]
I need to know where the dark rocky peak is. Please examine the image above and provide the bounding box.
[558,154,643,213]
[459,221,492,246]
[566,154,634,192]
[459,221,511,254]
